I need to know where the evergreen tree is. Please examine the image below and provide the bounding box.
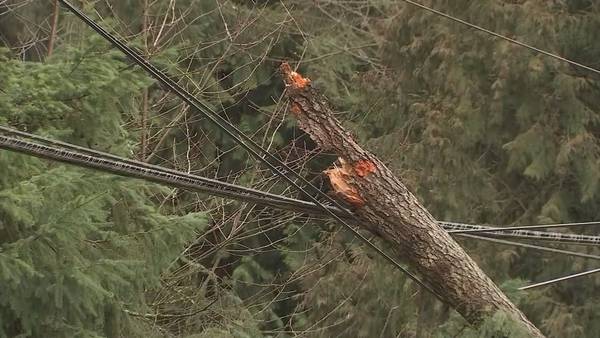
[2,0,600,337]
[0,37,208,337]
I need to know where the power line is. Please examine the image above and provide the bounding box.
[519,268,600,290]
[6,124,600,247]
[400,0,600,76]
[459,234,600,261]
[3,126,600,247]
[442,222,600,246]
[0,126,319,215]
[0,134,300,211]
[6,137,600,296]
[56,0,439,297]
[448,221,600,235]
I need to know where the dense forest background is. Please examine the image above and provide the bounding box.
[1,0,600,337]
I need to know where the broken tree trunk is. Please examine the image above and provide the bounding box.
[279,63,544,337]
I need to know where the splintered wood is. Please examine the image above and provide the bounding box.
[324,158,378,208]
[324,158,365,208]
[280,62,311,89]
[280,62,377,208]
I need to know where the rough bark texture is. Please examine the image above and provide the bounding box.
[280,63,544,337]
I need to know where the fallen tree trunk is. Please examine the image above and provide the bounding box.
[279,63,544,337]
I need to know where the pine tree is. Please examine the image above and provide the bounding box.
[2,0,600,336]
[0,36,207,337]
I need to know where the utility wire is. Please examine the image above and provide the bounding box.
[448,221,600,234]
[0,133,310,213]
[400,0,600,76]
[519,268,600,290]
[3,125,600,247]
[459,234,600,261]
[0,126,320,215]
[8,124,600,247]
[442,222,600,246]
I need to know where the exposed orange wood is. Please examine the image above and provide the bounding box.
[353,159,376,177]
[280,62,311,89]
[324,158,365,208]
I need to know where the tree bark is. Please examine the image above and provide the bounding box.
[279,63,544,337]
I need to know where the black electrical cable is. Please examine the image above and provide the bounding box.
[449,221,600,234]
[0,134,309,212]
[57,0,441,296]
[6,125,600,247]
[459,234,600,261]
[8,130,600,293]
[400,0,600,76]
[442,221,600,246]
[4,126,600,247]
[0,126,326,216]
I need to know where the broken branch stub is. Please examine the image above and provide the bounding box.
[279,62,544,337]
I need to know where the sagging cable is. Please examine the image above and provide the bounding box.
[2,125,600,246]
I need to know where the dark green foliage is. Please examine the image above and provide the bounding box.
[436,311,533,338]
[351,1,600,336]
[2,0,600,337]
[0,36,206,337]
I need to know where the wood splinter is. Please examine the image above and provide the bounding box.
[324,158,362,208]
[280,62,311,89]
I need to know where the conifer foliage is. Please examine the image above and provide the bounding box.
[1,0,600,337]
[0,37,207,337]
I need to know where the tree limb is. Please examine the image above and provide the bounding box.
[279,62,544,337]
